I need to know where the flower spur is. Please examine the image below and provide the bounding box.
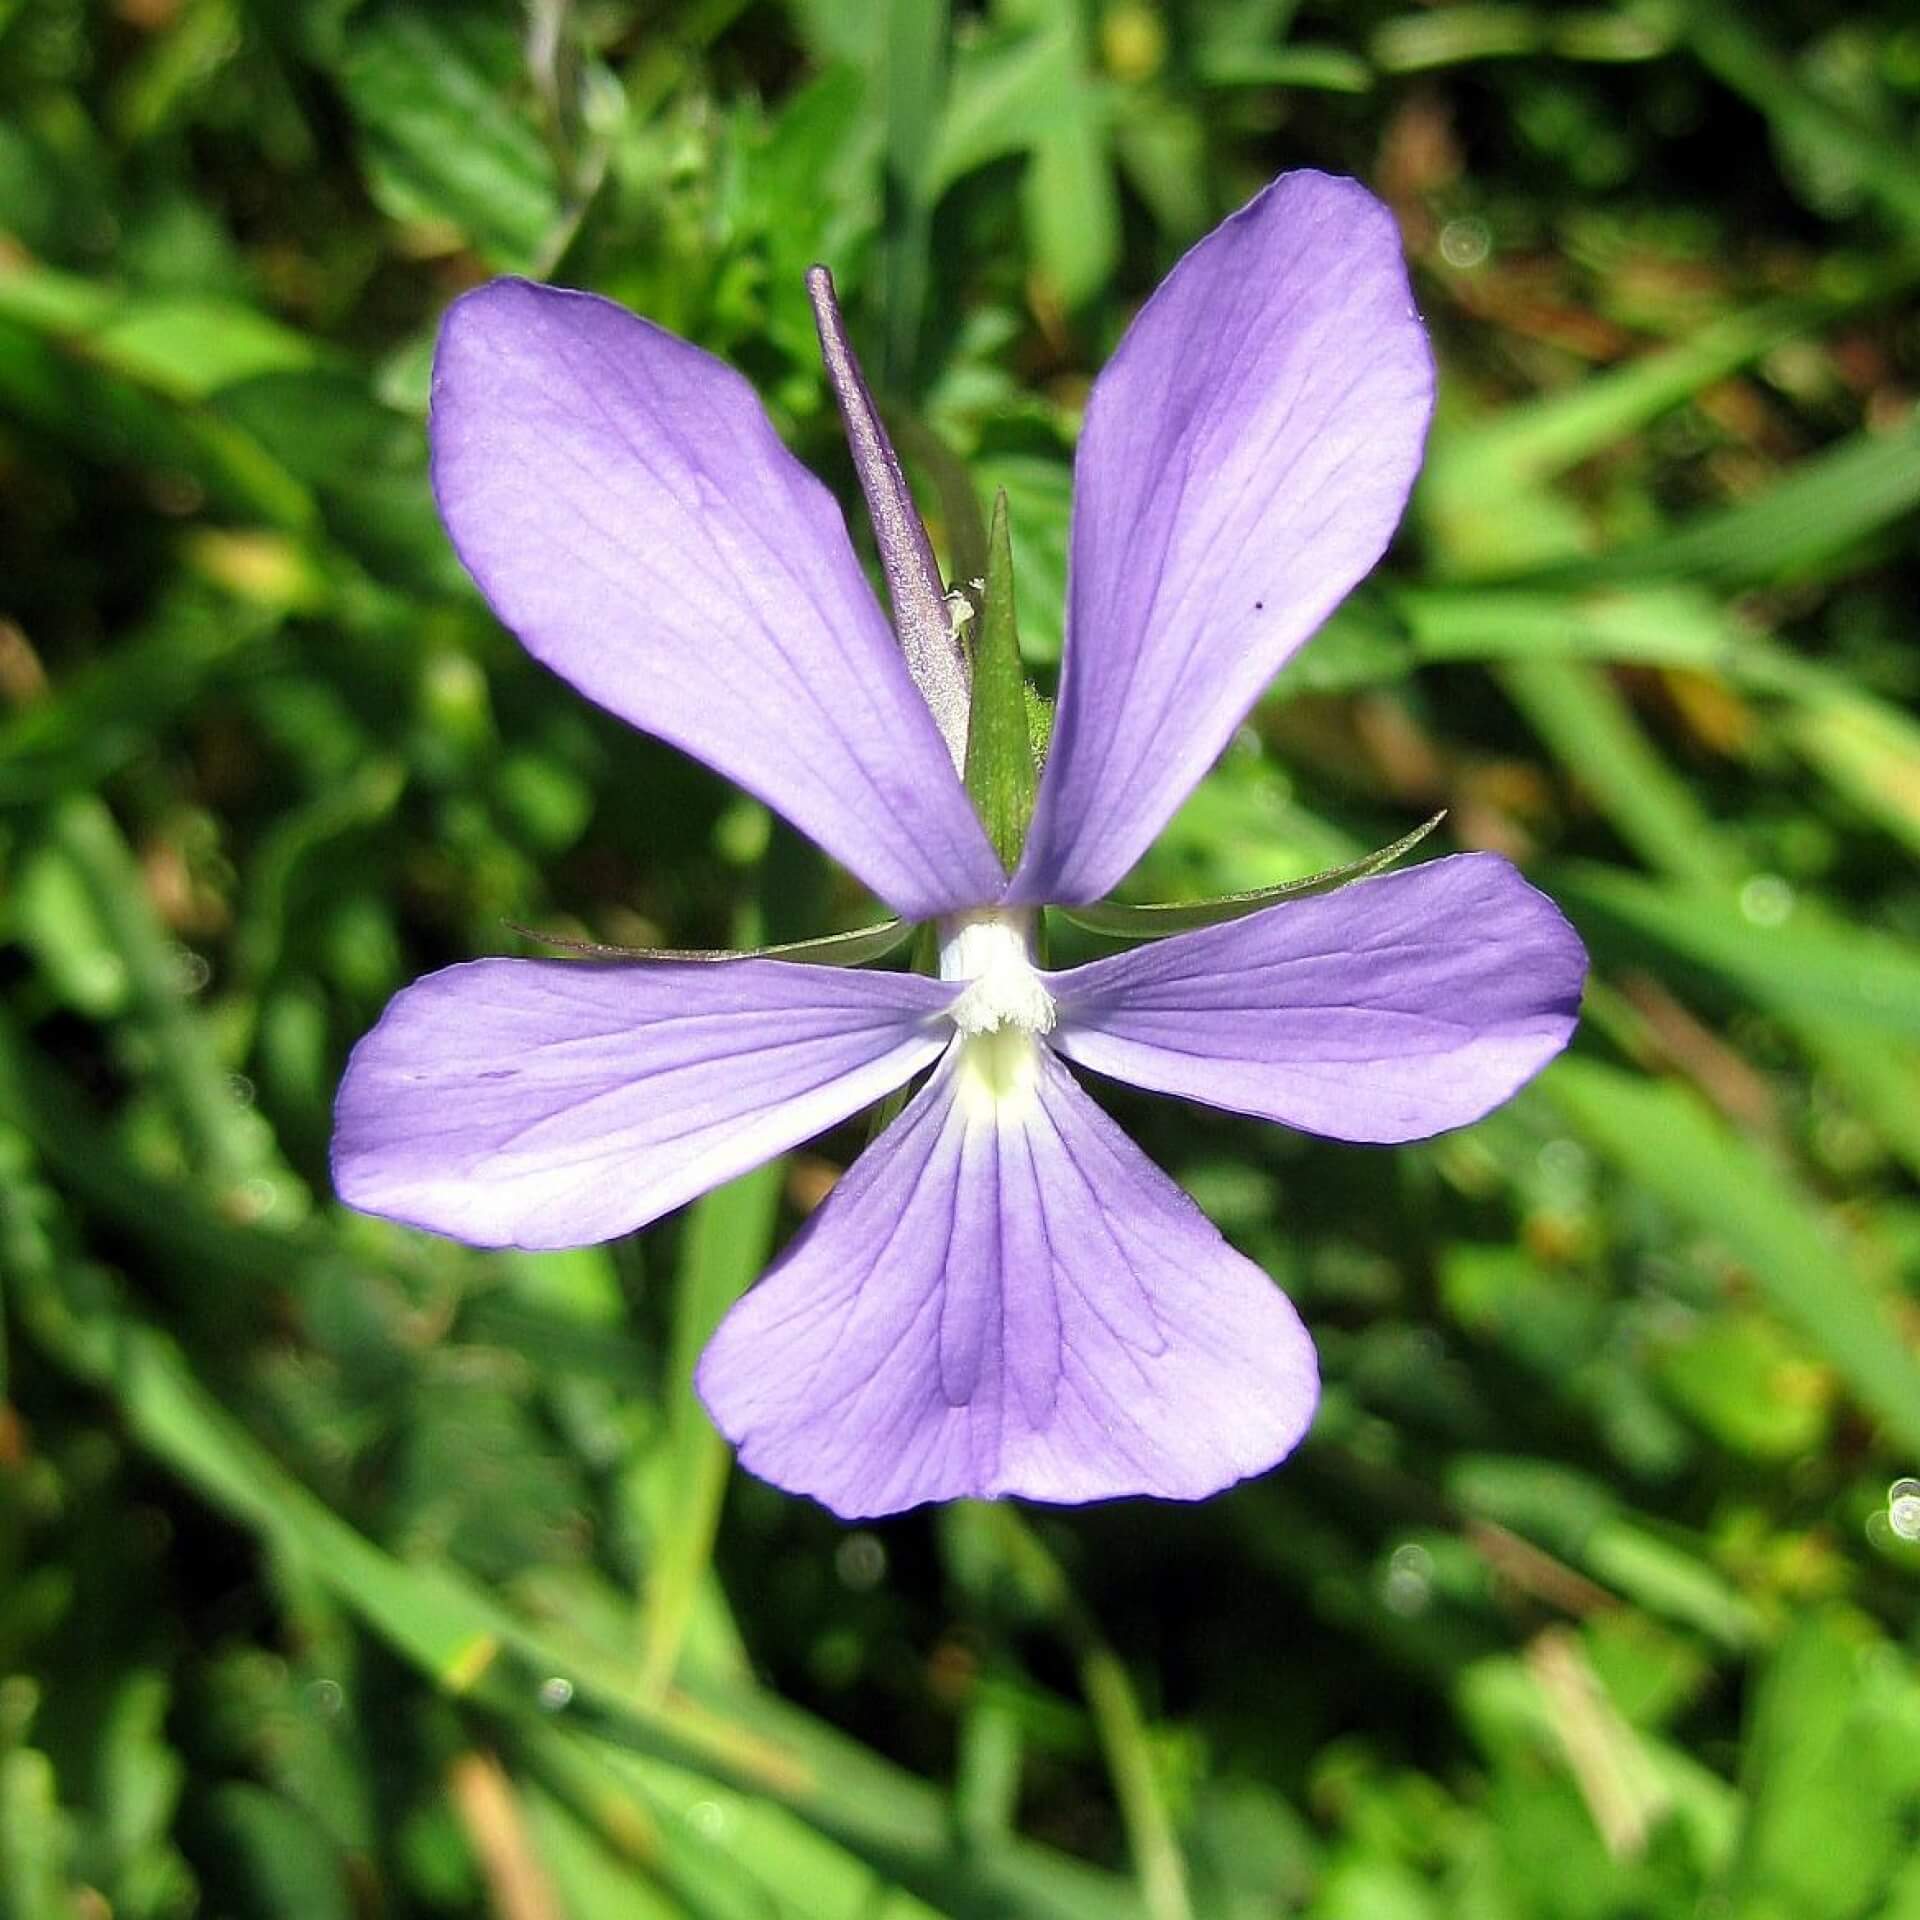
[333,171,1586,1519]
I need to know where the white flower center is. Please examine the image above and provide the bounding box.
[939,911,1054,1121]
[940,911,1055,1037]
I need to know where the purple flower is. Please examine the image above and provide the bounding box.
[333,172,1586,1519]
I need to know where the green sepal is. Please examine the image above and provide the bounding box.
[963,490,1038,872]
[1054,812,1448,941]
[506,917,912,967]
[1024,682,1055,767]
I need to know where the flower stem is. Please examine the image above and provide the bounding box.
[637,1158,783,1701]
[975,1507,1195,1920]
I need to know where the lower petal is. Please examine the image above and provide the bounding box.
[695,1044,1318,1518]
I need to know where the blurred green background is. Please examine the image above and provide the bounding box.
[3,1,1920,1916]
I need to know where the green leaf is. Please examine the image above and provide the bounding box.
[932,5,1117,306]
[1500,659,1735,888]
[751,65,882,370]
[969,452,1072,666]
[0,1750,76,1920]
[521,1781,682,1919]
[90,299,321,402]
[1356,585,1920,871]
[199,1784,355,1920]
[963,490,1037,871]
[1680,5,1920,235]
[1423,277,1917,509]
[90,1669,188,1903]
[12,840,129,1018]
[41,797,280,1189]
[1726,1612,1920,1919]
[1781,684,1920,862]
[880,0,948,380]
[1023,107,1120,312]
[0,318,316,529]
[0,260,322,400]
[1548,1059,1920,1458]
[338,5,563,272]
[1398,582,1746,678]
[935,12,1076,186]
[1652,1312,1831,1461]
[1553,864,1920,1041]
[1541,418,1920,589]
[1196,44,1374,91]
[1056,814,1446,939]
[0,1081,1144,1920]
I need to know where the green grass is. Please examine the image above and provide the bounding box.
[3,2,1918,1916]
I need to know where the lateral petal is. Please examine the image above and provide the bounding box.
[332,958,955,1250]
[1047,854,1586,1144]
[696,1044,1318,1518]
[431,279,1004,919]
[1012,172,1435,904]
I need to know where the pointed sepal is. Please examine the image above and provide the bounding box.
[963,490,1037,873]
[506,918,913,967]
[1054,813,1447,941]
[807,266,971,769]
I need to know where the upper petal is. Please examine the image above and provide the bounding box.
[431,280,1004,919]
[1012,172,1436,904]
[332,957,956,1250]
[695,1043,1319,1518]
[1046,853,1586,1143]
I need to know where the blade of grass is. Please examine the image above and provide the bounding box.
[1781,690,1920,863]
[1496,659,1733,888]
[638,1161,782,1699]
[1678,2,1920,236]
[517,1775,679,1920]
[1456,654,1920,1179]
[1425,277,1919,514]
[1537,418,1920,590]
[1554,864,1920,1042]
[0,602,277,807]
[968,1507,1194,1920]
[0,320,315,530]
[1,1024,1145,1920]
[1389,584,1920,874]
[881,0,947,385]
[0,1750,74,1920]
[1548,1059,1920,1458]
[954,1691,1025,1853]
[42,795,279,1192]
[1196,43,1374,90]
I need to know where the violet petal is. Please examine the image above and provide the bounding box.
[1012,172,1436,904]
[430,279,1003,919]
[332,957,956,1250]
[1047,853,1587,1144]
[696,1043,1319,1518]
